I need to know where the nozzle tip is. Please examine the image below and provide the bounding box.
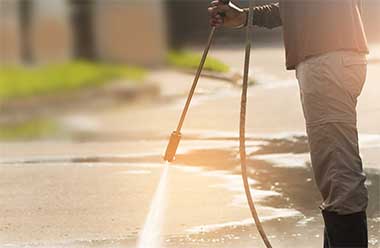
[163,131,181,163]
[163,155,174,163]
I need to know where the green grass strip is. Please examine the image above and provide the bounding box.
[0,119,58,140]
[0,61,146,101]
[167,50,229,73]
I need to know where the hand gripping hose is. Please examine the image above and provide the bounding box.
[239,0,273,247]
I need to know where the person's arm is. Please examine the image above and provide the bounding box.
[249,3,282,29]
[208,1,281,29]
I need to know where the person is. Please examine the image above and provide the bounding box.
[208,0,369,247]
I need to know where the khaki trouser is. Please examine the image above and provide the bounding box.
[296,51,368,215]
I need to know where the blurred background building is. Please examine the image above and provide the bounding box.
[1,0,379,66]
[0,0,167,66]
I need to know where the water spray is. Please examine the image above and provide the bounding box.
[137,163,169,248]
[163,0,273,247]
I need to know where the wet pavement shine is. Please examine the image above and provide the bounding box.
[0,45,379,248]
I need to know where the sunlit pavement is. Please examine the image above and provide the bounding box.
[0,46,379,247]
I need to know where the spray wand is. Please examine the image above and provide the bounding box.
[163,24,215,161]
[163,0,230,162]
[163,1,273,247]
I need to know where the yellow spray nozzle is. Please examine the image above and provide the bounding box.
[163,131,182,162]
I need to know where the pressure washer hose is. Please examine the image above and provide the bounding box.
[164,0,273,247]
[239,0,273,247]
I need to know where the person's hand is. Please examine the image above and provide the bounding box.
[208,0,247,28]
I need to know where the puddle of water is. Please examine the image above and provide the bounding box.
[253,153,310,168]
[167,134,379,246]
[186,206,301,234]
[1,132,378,247]
[137,163,170,248]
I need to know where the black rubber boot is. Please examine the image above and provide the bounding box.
[322,210,368,248]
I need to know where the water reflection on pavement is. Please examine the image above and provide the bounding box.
[0,133,378,248]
